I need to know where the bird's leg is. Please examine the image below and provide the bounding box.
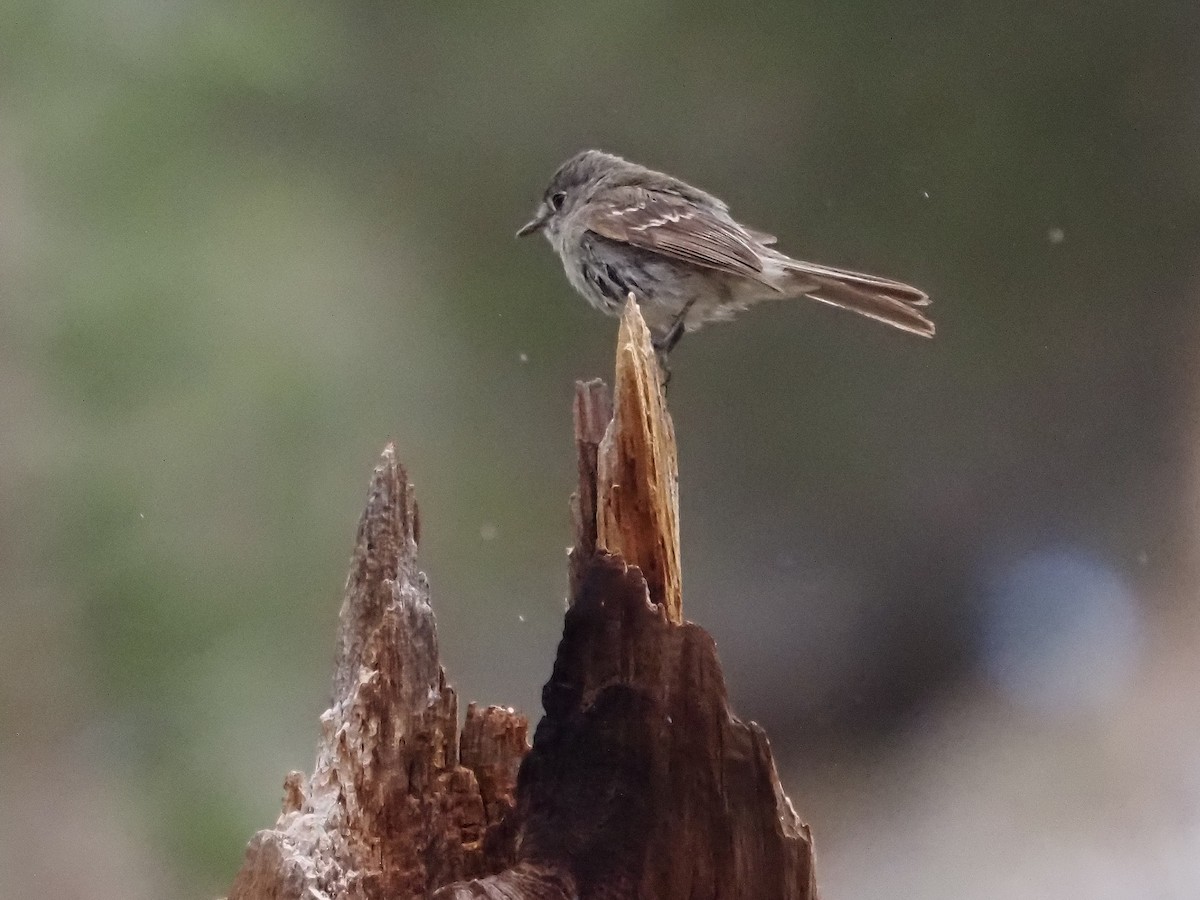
[652,299,694,356]
[650,331,680,388]
[649,300,695,389]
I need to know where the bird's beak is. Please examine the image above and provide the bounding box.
[516,211,548,238]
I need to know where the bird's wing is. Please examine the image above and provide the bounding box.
[582,187,775,284]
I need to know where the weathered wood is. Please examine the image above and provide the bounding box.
[569,378,614,603]
[437,300,817,900]
[570,378,614,562]
[226,446,529,900]
[595,298,683,623]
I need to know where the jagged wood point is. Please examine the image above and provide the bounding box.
[225,445,528,900]
[594,296,684,623]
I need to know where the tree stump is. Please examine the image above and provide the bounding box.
[225,298,817,900]
[226,444,528,900]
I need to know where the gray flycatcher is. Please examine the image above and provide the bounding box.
[518,150,934,358]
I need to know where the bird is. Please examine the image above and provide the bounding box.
[517,150,933,363]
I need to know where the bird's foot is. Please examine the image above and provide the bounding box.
[654,348,673,389]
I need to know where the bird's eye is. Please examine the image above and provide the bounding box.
[550,191,566,211]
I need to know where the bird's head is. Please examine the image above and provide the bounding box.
[517,150,628,241]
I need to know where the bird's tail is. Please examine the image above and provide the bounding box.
[778,258,935,338]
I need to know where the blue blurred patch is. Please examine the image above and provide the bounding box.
[979,549,1141,715]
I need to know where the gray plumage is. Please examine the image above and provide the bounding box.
[517,150,934,353]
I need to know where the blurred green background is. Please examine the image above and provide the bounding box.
[3,2,1199,897]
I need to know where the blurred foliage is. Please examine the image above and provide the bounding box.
[1,1,1197,897]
